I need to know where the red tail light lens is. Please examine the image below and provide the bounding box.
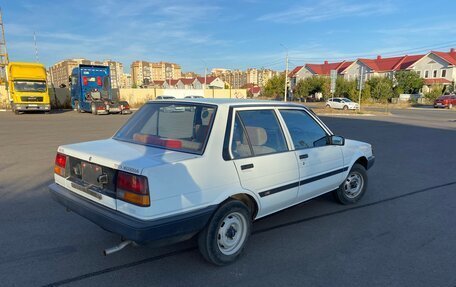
[83,76,88,86]
[97,76,102,86]
[116,171,150,206]
[54,153,67,177]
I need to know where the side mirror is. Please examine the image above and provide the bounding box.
[329,135,345,146]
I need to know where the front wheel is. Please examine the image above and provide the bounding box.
[449,104,453,109]
[332,163,368,205]
[343,105,349,110]
[198,200,251,265]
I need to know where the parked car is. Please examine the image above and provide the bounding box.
[434,95,456,109]
[326,97,359,110]
[49,99,374,265]
[184,95,204,99]
[155,95,176,100]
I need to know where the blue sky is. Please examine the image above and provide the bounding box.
[3,0,456,74]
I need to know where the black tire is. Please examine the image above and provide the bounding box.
[75,101,82,113]
[332,163,368,205]
[325,104,331,109]
[343,105,348,110]
[91,103,98,115]
[198,200,251,266]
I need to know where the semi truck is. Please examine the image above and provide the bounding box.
[6,62,51,114]
[70,64,131,115]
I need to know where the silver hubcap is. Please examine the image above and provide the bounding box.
[343,171,364,199]
[217,212,247,255]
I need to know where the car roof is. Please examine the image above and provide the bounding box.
[147,98,309,108]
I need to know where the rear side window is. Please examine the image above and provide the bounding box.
[231,109,288,158]
[280,110,328,149]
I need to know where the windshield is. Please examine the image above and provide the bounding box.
[13,81,46,92]
[114,103,216,154]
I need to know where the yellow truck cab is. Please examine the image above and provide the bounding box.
[7,62,51,114]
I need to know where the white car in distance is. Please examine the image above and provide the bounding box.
[49,99,374,265]
[326,97,359,110]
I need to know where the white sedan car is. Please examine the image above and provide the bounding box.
[49,99,374,265]
[326,97,359,110]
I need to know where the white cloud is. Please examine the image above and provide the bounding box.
[257,0,395,23]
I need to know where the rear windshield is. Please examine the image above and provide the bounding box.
[114,103,216,154]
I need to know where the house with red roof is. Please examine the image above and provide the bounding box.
[176,78,195,89]
[290,48,456,92]
[162,79,179,89]
[192,76,225,89]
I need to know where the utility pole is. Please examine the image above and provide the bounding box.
[203,67,207,96]
[284,51,289,102]
[0,8,9,83]
[358,66,364,112]
[33,32,39,62]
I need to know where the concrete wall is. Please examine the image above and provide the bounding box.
[0,85,247,109]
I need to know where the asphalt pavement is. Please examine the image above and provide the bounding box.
[0,108,455,287]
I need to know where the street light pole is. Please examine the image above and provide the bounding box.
[280,44,289,102]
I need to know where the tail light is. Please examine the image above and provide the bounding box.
[97,76,102,86]
[83,76,88,86]
[54,153,67,177]
[97,105,105,110]
[116,171,150,207]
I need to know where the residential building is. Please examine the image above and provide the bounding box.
[151,62,181,81]
[289,48,456,92]
[193,77,225,89]
[246,68,259,85]
[49,58,91,87]
[177,78,195,89]
[131,61,182,86]
[103,60,123,89]
[121,73,132,88]
[258,69,279,87]
[182,71,200,79]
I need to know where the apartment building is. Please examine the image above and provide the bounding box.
[131,61,182,86]
[246,68,258,86]
[49,58,91,87]
[121,73,132,88]
[103,60,123,89]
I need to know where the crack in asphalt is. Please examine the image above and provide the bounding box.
[42,181,456,287]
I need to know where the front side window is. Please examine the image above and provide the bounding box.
[280,109,328,149]
[114,103,216,154]
[231,109,288,158]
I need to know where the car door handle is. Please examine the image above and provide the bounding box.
[299,154,309,159]
[241,163,254,170]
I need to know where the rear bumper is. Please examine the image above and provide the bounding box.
[49,183,216,244]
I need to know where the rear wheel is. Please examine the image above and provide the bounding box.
[325,104,331,109]
[198,200,251,265]
[91,103,98,115]
[75,101,81,113]
[449,103,453,109]
[343,105,348,110]
[332,163,367,204]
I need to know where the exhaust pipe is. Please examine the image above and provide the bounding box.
[103,240,133,256]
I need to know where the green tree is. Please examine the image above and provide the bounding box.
[394,70,424,94]
[366,76,394,102]
[294,78,310,98]
[335,77,357,100]
[424,84,444,102]
[263,75,285,98]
